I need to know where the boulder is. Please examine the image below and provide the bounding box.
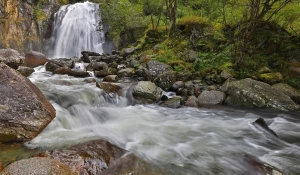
[103,75,119,82]
[220,70,233,80]
[171,81,184,91]
[122,48,135,57]
[154,71,177,91]
[160,97,182,108]
[0,49,24,69]
[45,58,74,72]
[117,68,135,77]
[133,81,163,102]
[198,90,226,105]
[24,51,48,68]
[252,118,278,137]
[83,78,96,84]
[135,66,150,81]
[81,51,101,63]
[258,72,283,85]
[184,96,199,107]
[147,61,172,80]
[0,157,72,175]
[53,66,72,75]
[86,61,108,72]
[0,63,55,143]
[16,66,35,77]
[38,139,126,175]
[68,70,90,78]
[221,78,299,111]
[272,83,300,104]
[96,82,123,95]
[258,66,271,74]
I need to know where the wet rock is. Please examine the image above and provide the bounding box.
[272,83,300,104]
[161,97,182,108]
[16,66,35,77]
[117,68,135,77]
[252,118,278,137]
[135,66,150,81]
[86,61,108,72]
[101,154,165,175]
[45,58,74,72]
[172,81,184,91]
[83,78,96,84]
[198,90,226,105]
[122,48,135,57]
[39,139,126,175]
[0,157,72,175]
[96,82,123,95]
[103,75,119,82]
[154,71,177,91]
[68,70,90,78]
[185,96,199,107]
[133,81,163,102]
[24,51,48,68]
[160,95,169,101]
[0,49,24,69]
[147,60,172,80]
[81,51,101,63]
[258,72,283,85]
[0,63,55,143]
[184,81,195,96]
[53,66,72,75]
[221,78,299,111]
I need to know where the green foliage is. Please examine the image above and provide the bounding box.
[34,4,46,21]
[56,0,69,5]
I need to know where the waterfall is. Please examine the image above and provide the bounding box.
[48,2,104,58]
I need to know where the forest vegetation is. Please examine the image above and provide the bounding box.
[96,0,300,89]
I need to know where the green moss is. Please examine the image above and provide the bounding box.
[0,133,18,143]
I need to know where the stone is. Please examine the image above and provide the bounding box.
[252,118,278,137]
[0,63,55,143]
[220,70,233,80]
[172,81,184,91]
[117,68,135,77]
[86,61,108,72]
[0,49,24,69]
[161,97,182,108]
[185,50,197,63]
[83,78,96,84]
[185,96,199,107]
[272,83,300,104]
[258,66,271,74]
[24,51,48,68]
[96,82,123,95]
[94,70,109,77]
[16,66,35,77]
[133,81,163,102]
[103,75,119,82]
[45,58,74,72]
[68,70,90,78]
[147,60,172,80]
[53,66,72,75]
[122,48,135,57]
[258,72,283,85]
[39,139,126,175]
[0,157,72,175]
[135,66,150,81]
[198,90,226,105]
[221,78,299,111]
[176,72,193,81]
[81,51,101,63]
[154,71,177,91]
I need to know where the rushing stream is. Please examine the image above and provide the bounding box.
[21,66,300,175]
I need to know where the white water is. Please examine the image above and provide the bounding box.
[48,2,104,58]
[26,67,300,175]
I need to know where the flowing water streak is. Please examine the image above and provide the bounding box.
[48,2,104,58]
[26,67,300,175]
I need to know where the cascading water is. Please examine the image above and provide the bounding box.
[47,2,104,58]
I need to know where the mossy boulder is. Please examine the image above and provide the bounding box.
[198,90,226,105]
[258,72,283,85]
[221,78,299,111]
[160,97,183,108]
[272,83,300,104]
[154,71,177,91]
[133,81,163,102]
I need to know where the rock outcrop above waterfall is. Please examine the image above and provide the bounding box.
[133,81,163,102]
[0,49,24,69]
[0,63,56,143]
[0,157,73,175]
[221,78,300,111]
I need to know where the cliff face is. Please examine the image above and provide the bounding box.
[0,0,59,54]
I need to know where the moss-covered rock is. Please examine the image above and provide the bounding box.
[133,81,163,102]
[272,83,300,104]
[258,72,283,85]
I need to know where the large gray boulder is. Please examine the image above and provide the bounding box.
[24,51,48,68]
[154,71,177,91]
[0,63,56,143]
[272,83,300,104]
[0,157,72,175]
[147,60,172,80]
[0,49,24,69]
[198,90,226,105]
[45,58,74,72]
[133,81,163,102]
[221,78,299,111]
